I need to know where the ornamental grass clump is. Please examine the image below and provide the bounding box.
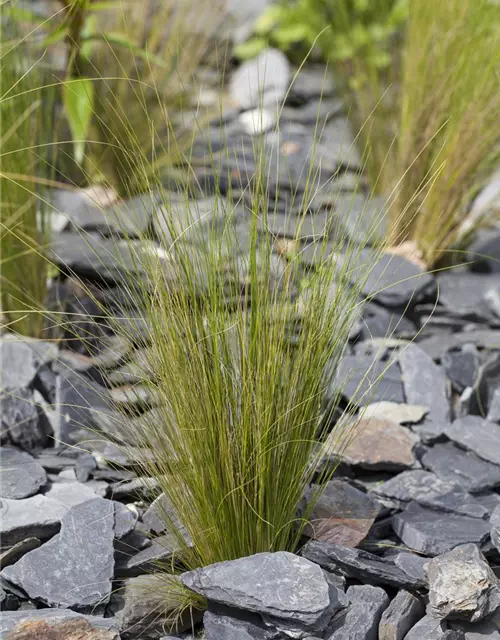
[93,124,391,571]
[388,0,500,264]
[0,4,55,337]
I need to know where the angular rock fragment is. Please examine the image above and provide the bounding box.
[304,479,380,547]
[2,498,114,610]
[302,540,425,590]
[0,336,56,390]
[0,609,119,639]
[445,416,500,466]
[327,584,389,639]
[378,590,424,640]
[0,495,66,546]
[328,417,419,472]
[372,470,488,518]
[1,388,52,451]
[421,442,500,493]
[398,344,450,424]
[203,610,270,640]
[442,345,482,393]
[181,551,343,636]
[391,552,428,585]
[44,481,99,507]
[116,533,182,577]
[425,544,500,622]
[0,447,47,499]
[403,614,456,640]
[392,503,491,556]
[360,402,427,425]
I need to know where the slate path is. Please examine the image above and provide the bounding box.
[3,44,500,640]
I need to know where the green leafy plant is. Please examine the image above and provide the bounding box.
[18,0,224,194]
[0,2,56,337]
[388,0,500,265]
[236,0,408,189]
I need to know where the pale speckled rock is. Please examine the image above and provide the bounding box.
[0,494,66,546]
[360,402,427,425]
[327,584,389,639]
[392,503,491,556]
[330,417,419,472]
[0,447,47,499]
[0,609,119,639]
[371,470,488,519]
[2,498,114,610]
[181,551,341,635]
[425,544,500,622]
[229,49,290,110]
[378,590,424,640]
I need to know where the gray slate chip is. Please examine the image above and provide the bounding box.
[1,498,114,610]
[378,590,424,640]
[372,470,488,519]
[403,614,451,640]
[445,416,500,466]
[392,503,491,556]
[181,551,338,635]
[421,442,500,493]
[327,584,389,640]
[0,494,66,546]
[0,447,47,499]
[0,336,56,390]
[398,344,450,424]
[302,540,425,590]
[1,387,52,451]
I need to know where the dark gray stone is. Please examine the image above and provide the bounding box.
[489,505,500,553]
[34,450,78,472]
[359,303,416,341]
[445,416,500,467]
[442,345,482,393]
[341,250,435,308]
[0,608,119,638]
[426,544,500,622]
[0,336,56,390]
[289,64,335,99]
[326,584,389,639]
[203,610,272,640]
[2,498,114,610]
[181,552,341,636]
[229,48,290,109]
[44,481,99,506]
[398,344,450,424]
[421,443,500,493]
[329,352,404,406]
[116,533,181,577]
[391,552,427,585]
[0,447,47,499]
[371,471,488,519]
[331,194,388,247]
[113,502,137,539]
[378,590,424,640]
[468,223,500,273]
[301,540,425,590]
[403,615,451,640]
[467,353,500,418]
[392,503,491,556]
[0,495,66,546]
[1,388,52,451]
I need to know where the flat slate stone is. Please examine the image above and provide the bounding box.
[181,551,340,636]
[327,584,389,639]
[1,387,52,451]
[304,479,380,547]
[328,417,418,472]
[2,498,114,610]
[116,533,181,577]
[392,503,491,556]
[44,481,99,507]
[378,590,424,640]
[0,537,41,569]
[425,544,500,622]
[403,614,450,640]
[0,608,119,638]
[203,610,270,640]
[391,552,428,585]
[330,353,404,406]
[398,344,450,424]
[0,447,47,499]
[302,540,425,590]
[421,442,500,493]
[361,402,427,425]
[372,471,488,519]
[442,345,482,393]
[445,416,500,466]
[436,272,497,321]
[0,495,66,546]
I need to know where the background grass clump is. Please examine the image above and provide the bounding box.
[0,5,56,337]
[240,0,500,266]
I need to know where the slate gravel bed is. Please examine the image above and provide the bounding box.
[3,50,500,640]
